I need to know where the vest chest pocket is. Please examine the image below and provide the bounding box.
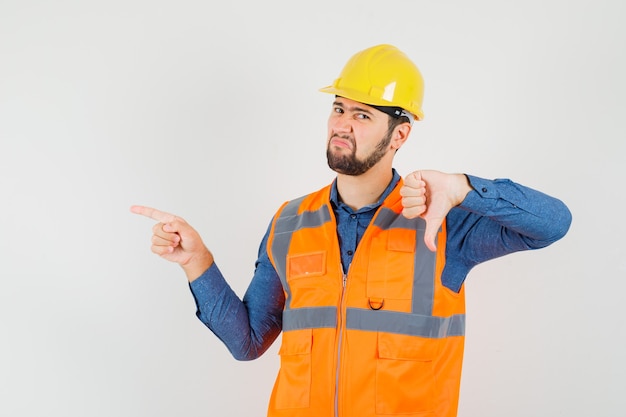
[368,228,416,301]
[275,329,313,409]
[287,251,327,280]
[287,251,337,308]
[375,332,438,415]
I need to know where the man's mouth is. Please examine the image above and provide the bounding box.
[329,136,353,150]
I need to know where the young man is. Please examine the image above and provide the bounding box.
[132,44,571,417]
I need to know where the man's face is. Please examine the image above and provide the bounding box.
[326,97,393,176]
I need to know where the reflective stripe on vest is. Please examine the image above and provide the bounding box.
[282,307,465,337]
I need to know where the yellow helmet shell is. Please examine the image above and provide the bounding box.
[319,44,424,120]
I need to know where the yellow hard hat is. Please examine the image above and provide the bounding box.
[319,44,425,120]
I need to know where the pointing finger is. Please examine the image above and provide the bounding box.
[130,205,178,223]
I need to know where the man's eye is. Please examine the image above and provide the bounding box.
[356,113,370,120]
[333,107,344,114]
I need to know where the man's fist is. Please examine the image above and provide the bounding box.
[401,171,472,252]
[400,171,427,219]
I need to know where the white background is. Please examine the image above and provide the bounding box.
[1,0,625,416]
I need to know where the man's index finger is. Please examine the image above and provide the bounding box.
[130,205,177,223]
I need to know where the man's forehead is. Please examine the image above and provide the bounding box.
[333,97,380,114]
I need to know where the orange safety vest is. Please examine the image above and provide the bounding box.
[266,179,466,417]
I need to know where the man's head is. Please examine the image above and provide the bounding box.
[320,45,424,176]
[325,96,412,176]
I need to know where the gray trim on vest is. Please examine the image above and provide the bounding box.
[374,207,437,316]
[281,306,465,338]
[274,204,331,234]
[412,236,437,316]
[271,197,331,310]
[373,207,425,231]
[282,307,338,331]
[347,308,465,338]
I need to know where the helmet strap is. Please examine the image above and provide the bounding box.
[369,104,415,125]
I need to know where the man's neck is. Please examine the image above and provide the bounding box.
[335,165,394,211]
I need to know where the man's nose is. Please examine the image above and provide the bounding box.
[332,114,353,133]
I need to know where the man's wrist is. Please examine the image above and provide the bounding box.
[454,174,472,206]
[182,251,214,283]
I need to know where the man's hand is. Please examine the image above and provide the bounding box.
[400,170,472,251]
[130,205,214,282]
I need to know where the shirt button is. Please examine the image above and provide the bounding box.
[347,250,354,256]
[350,214,357,219]
[482,187,488,193]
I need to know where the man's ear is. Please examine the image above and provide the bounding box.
[390,123,411,150]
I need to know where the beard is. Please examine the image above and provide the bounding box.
[326,130,392,176]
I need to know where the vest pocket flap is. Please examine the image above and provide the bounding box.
[387,228,416,252]
[377,332,438,361]
[287,251,327,279]
[278,328,313,356]
[275,328,313,409]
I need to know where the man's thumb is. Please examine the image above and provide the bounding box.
[423,218,441,252]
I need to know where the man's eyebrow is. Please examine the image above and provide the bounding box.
[332,101,375,115]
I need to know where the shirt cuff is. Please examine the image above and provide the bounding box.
[458,175,499,210]
[189,262,226,307]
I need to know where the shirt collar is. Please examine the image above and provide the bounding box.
[330,169,401,214]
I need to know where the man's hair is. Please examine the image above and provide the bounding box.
[386,114,411,136]
[369,103,413,131]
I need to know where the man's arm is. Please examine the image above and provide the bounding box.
[189,228,285,361]
[131,206,285,360]
[454,175,572,252]
[400,171,571,252]
[442,175,572,290]
[399,171,572,292]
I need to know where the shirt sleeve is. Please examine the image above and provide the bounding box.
[188,222,285,361]
[442,175,572,292]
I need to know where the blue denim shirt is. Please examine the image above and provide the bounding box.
[330,169,402,274]
[189,170,571,360]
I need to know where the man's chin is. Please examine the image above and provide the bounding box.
[327,163,365,177]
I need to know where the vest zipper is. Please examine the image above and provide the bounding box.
[334,266,350,417]
[333,207,380,416]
